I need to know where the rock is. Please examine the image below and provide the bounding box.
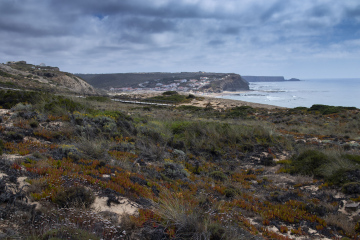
[173,149,186,156]
[345,202,359,212]
[102,174,111,179]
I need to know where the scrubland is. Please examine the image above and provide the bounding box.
[0,89,360,239]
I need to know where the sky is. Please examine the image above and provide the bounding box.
[1,0,360,79]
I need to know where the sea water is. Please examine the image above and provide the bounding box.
[220,79,360,108]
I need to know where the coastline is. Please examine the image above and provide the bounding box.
[110,90,286,110]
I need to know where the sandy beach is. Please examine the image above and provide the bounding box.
[110,90,286,110]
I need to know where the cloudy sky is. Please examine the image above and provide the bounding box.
[1,0,360,78]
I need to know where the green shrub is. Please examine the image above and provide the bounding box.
[53,186,95,208]
[29,119,39,128]
[224,187,237,198]
[0,81,17,88]
[0,90,42,109]
[177,105,203,111]
[186,94,196,99]
[6,131,24,141]
[344,154,360,164]
[208,223,226,240]
[162,162,189,180]
[226,106,254,118]
[342,182,360,194]
[310,104,357,115]
[171,121,192,134]
[86,96,111,102]
[209,171,227,181]
[148,94,188,103]
[163,91,178,96]
[291,150,329,176]
[44,96,86,114]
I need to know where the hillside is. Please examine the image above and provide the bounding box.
[76,72,248,90]
[1,88,360,239]
[0,61,98,94]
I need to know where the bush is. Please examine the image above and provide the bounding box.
[224,187,237,198]
[291,150,329,177]
[86,96,111,102]
[0,90,42,109]
[148,94,188,103]
[177,105,203,111]
[209,171,227,181]
[310,104,357,115]
[44,96,86,114]
[342,182,360,194]
[53,186,95,208]
[29,119,39,128]
[163,91,178,96]
[11,103,33,112]
[344,154,360,164]
[208,223,226,240]
[162,162,189,180]
[226,106,254,118]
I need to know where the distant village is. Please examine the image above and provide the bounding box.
[109,76,222,93]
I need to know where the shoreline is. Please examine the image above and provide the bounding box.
[109,90,286,110]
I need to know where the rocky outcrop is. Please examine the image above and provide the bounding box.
[52,74,97,95]
[0,62,98,94]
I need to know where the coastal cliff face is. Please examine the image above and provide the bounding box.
[222,74,250,91]
[201,74,249,93]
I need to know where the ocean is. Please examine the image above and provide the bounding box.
[219,78,360,109]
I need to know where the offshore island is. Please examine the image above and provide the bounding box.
[1,61,360,240]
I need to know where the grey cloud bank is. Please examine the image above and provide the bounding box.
[1,0,360,78]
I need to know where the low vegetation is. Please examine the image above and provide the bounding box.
[0,89,360,239]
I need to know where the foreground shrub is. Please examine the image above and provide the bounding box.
[310,104,357,115]
[163,91,178,96]
[226,106,254,118]
[162,162,189,180]
[156,188,200,238]
[342,182,360,194]
[291,150,329,177]
[209,171,227,181]
[44,96,86,115]
[53,186,95,208]
[86,96,111,102]
[0,90,42,109]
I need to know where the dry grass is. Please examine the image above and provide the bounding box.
[325,213,355,235]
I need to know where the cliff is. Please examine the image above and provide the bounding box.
[201,74,249,93]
